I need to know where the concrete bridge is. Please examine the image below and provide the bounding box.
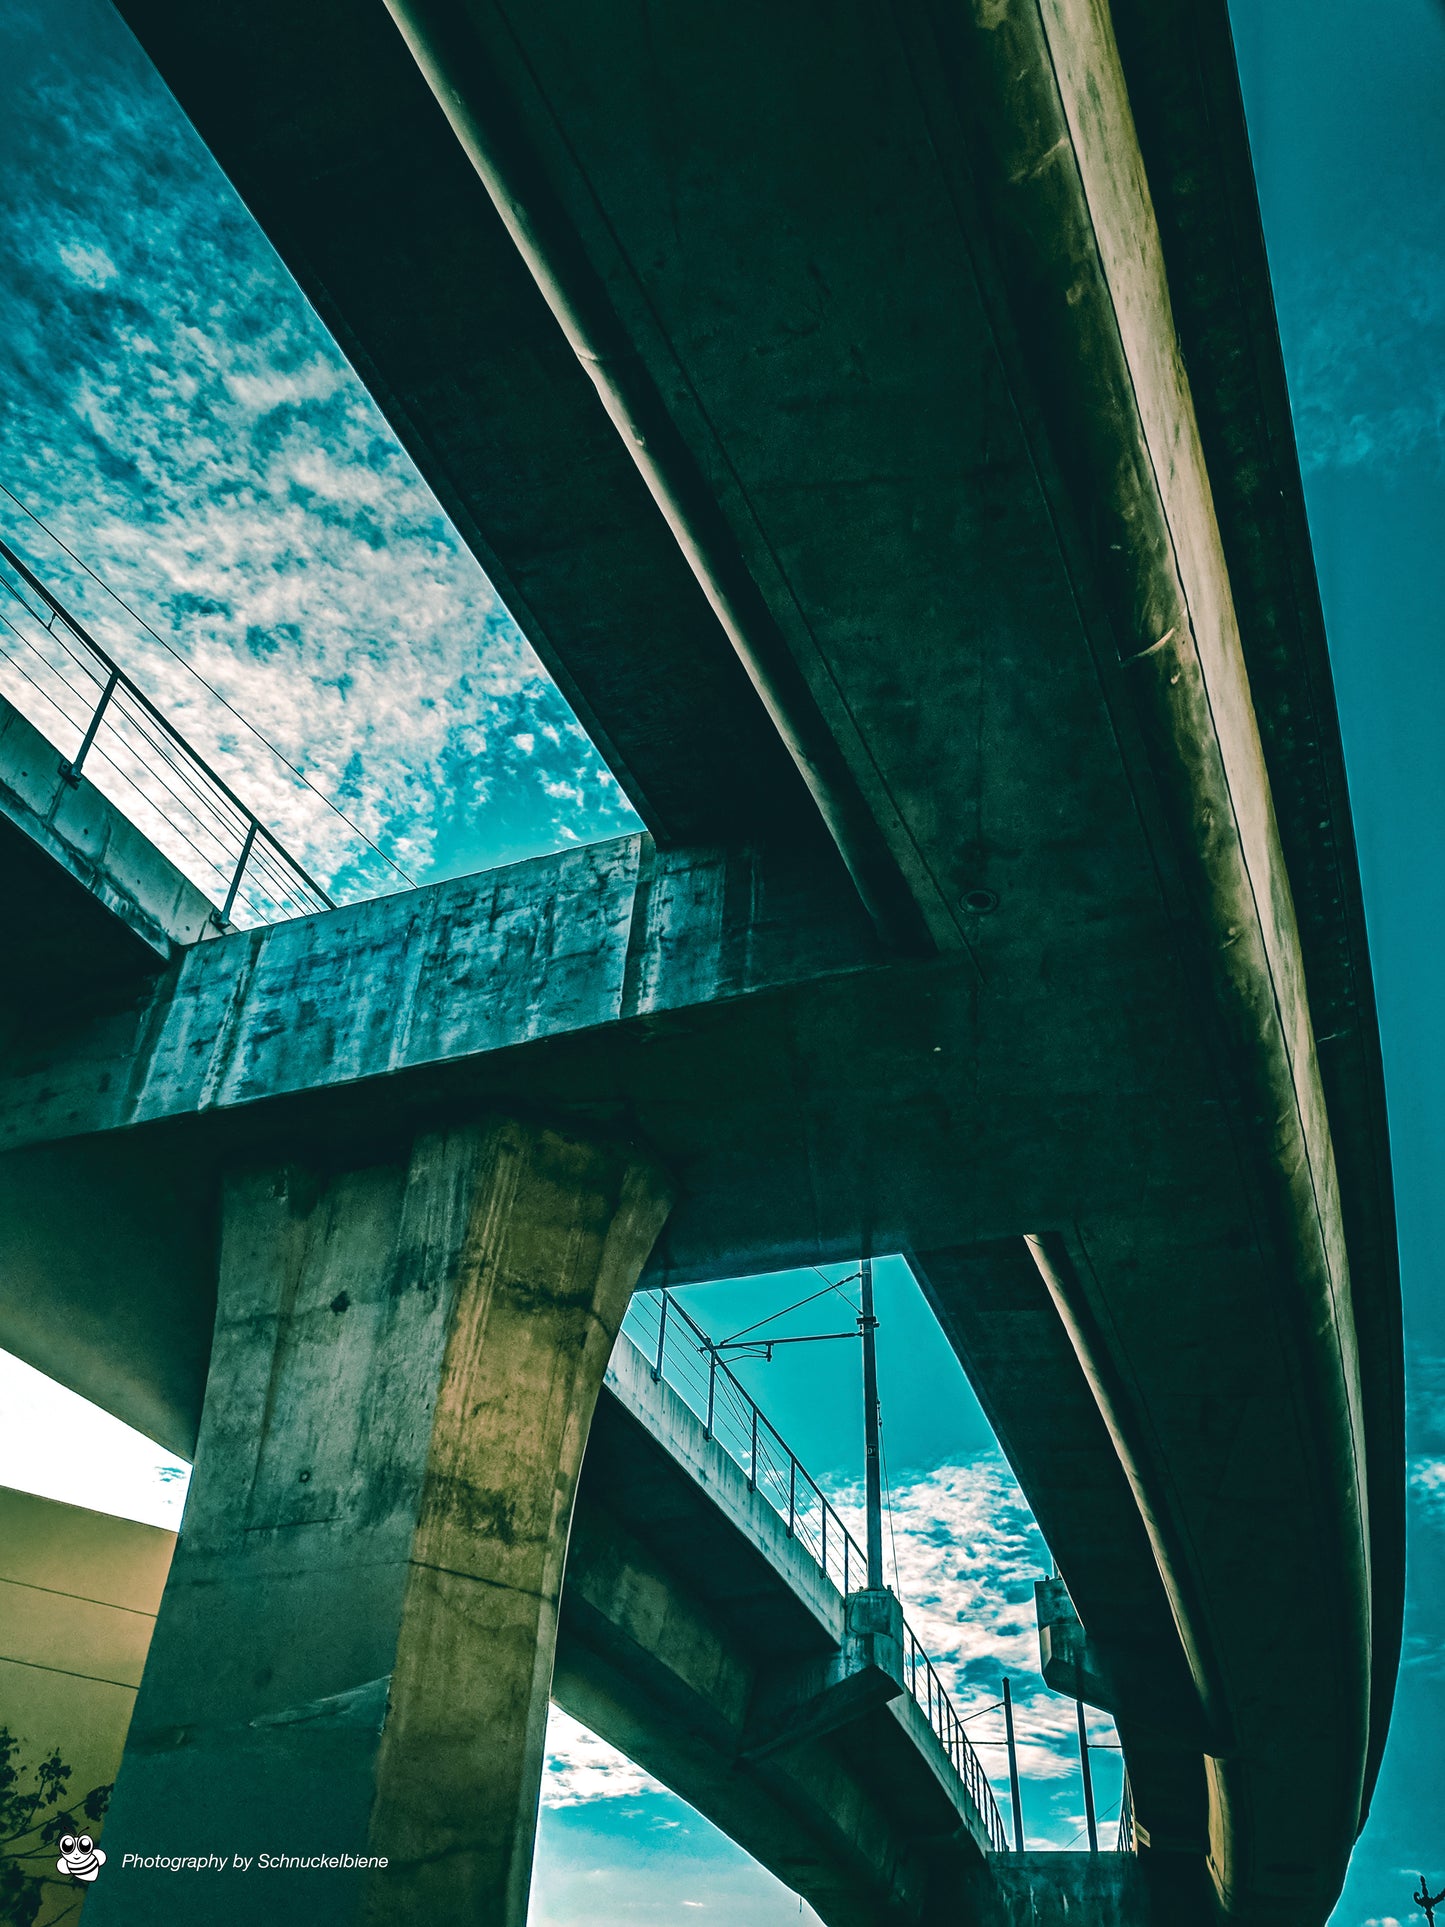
[563,1297,1012,1924]
[0,0,1403,1921]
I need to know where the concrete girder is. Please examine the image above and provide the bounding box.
[355,2,1384,1914]
[0,692,213,997]
[911,1242,1212,1860]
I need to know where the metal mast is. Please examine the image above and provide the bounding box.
[860,1257,884,1590]
[1003,1677,1025,1852]
[1076,1699,1098,1851]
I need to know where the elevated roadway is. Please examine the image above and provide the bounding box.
[563,1325,1007,1927]
[0,1,1405,1921]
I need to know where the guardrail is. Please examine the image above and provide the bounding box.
[0,535,334,928]
[620,1287,1012,1853]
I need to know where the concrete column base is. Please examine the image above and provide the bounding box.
[87,1118,669,1927]
[962,1851,1216,1925]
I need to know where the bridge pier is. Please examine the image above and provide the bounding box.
[85,1117,669,1927]
[962,1852,1214,1926]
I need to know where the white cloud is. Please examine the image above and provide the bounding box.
[542,778,587,805]
[830,1459,1114,1803]
[1282,236,1445,474]
[542,1706,665,1809]
[57,238,116,288]
[1411,1457,1445,1521]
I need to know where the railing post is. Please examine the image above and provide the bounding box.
[217,817,259,927]
[843,1531,850,1594]
[787,1456,796,1537]
[749,1401,758,1491]
[652,1291,669,1382]
[59,666,119,784]
[705,1348,716,1439]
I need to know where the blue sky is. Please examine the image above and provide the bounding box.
[1228,1,1445,1918]
[0,0,1440,1919]
[0,0,637,903]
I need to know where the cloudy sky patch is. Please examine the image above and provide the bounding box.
[0,0,637,906]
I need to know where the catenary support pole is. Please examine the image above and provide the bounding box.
[1077,1699,1099,1851]
[1003,1677,1025,1853]
[860,1256,884,1590]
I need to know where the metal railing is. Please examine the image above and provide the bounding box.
[619,1287,1012,1853]
[1117,1774,1135,1853]
[0,536,333,928]
[901,1622,1006,1837]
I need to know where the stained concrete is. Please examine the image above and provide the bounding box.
[85,1119,669,1927]
[961,1853,1213,1927]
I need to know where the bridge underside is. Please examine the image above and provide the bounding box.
[560,1342,1000,1927]
[0,0,1402,1922]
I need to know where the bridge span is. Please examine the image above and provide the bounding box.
[0,0,1405,1922]
[563,1292,1011,1925]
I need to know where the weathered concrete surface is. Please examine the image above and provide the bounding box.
[0,690,212,996]
[961,1853,1213,1927]
[555,1336,998,1927]
[0,832,874,1450]
[0,833,877,1155]
[86,1119,669,1927]
[1106,0,1405,1846]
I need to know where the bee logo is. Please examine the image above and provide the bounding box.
[56,1833,106,1883]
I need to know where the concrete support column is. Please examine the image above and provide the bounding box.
[88,1118,669,1927]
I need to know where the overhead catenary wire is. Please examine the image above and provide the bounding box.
[879,1411,902,1599]
[715,1268,862,1350]
[0,480,416,886]
[619,1285,1012,1852]
[1065,1795,1121,1850]
[0,531,336,915]
[810,1263,863,1310]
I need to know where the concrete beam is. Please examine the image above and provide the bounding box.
[86,1119,669,1927]
[1034,1577,1208,1753]
[0,833,876,1155]
[0,691,212,990]
[1103,0,1404,1833]
[912,1241,1211,1860]
[742,1589,905,1761]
